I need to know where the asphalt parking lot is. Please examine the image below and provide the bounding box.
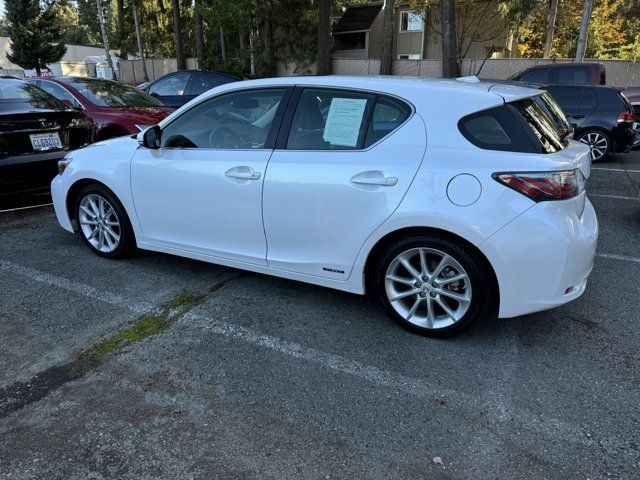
[1,152,640,480]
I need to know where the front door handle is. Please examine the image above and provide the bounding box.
[225,166,261,181]
[350,170,398,187]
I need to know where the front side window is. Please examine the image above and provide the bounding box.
[149,73,190,97]
[160,88,285,149]
[400,11,423,32]
[286,89,375,150]
[71,79,164,107]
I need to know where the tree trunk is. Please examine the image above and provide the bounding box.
[194,0,204,67]
[575,0,593,62]
[132,3,149,82]
[510,23,520,58]
[117,0,127,59]
[249,25,257,76]
[543,0,559,58]
[316,0,332,75]
[171,0,186,70]
[220,26,227,60]
[441,0,459,77]
[379,0,395,75]
[262,1,274,76]
[96,0,117,80]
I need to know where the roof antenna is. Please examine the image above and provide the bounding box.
[475,44,495,77]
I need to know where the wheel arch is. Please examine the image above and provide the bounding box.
[363,226,499,310]
[66,179,128,226]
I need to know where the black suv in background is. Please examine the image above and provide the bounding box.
[544,85,636,161]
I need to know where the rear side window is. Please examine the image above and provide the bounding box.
[579,89,597,108]
[557,67,590,84]
[519,68,550,83]
[459,98,565,154]
[189,73,227,96]
[363,97,411,148]
[458,105,536,153]
[546,86,581,109]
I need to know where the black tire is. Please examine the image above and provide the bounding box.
[75,184,136,258]
[372,234,492,337]
[576,130,612,162]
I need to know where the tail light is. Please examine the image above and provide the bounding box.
[617,112,634,123]
[493,169,585,201]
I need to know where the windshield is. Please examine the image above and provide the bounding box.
[70,79,165,108]
[0,80,66,109]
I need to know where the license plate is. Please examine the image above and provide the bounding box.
[30,132,62,151]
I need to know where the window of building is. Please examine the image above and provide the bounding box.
[398,54,421,60]
[400,11,423,32]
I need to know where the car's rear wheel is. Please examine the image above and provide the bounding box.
[577,130,611,162]
[373,235,492,337]
[75,184,136,258]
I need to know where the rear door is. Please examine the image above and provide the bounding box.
[262,87,426,280]
[545,86,586,127]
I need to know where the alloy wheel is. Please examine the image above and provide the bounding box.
[578,132,608,161]
[78,194,121,253]
[384,247,472,330]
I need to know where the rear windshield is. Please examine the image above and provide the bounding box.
[0,80,65,109]
[458,95,565,154]
[70,79,165,107]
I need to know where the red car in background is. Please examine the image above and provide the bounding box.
[26,77,174,140]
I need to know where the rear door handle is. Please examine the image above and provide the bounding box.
[350,170,398,187]
[569,114,585,119]
[225,166,261,180]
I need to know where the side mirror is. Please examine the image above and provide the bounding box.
[138,125,161,149]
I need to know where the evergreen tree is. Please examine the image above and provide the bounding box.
[5,0,67,75]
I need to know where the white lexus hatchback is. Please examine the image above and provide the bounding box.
[51,76,598,336]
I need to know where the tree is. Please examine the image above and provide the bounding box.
[171,0,186,70]
[543,0,559,58]
[116,0,128,58]
[379,0,395,75]
[96,0,118,79]
[316,0,332,75]
[132,1,149,81]
[194,0,205,66]
[441,0,459,77]
[4,0,67,75]
[575,0,594,61]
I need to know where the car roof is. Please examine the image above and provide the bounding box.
[196,75,542,102]
[524,62,604,69]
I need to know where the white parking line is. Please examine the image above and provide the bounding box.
[0,202,53,213]
[0,259,607,450]
[589,193,639,201]
[591,166,640,174]
[596,252,640,264]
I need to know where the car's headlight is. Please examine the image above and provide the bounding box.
[135,124,152,132]
[58,156,73,174]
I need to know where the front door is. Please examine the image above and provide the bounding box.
[131,87,289,265]
[263,87,427,280]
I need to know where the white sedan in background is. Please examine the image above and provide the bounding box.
[51,76,598,336]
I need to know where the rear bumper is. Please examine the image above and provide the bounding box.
[611,125,636,152]
[483,195,598,318]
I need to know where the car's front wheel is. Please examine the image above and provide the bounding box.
[75,184,136,258]
[373,235,492,337]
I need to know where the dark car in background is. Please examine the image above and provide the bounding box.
[544,84,636,161]
[138,70,239,107]
[509,62,606,85]
[26,77,174,140]
[0,79,93,196]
